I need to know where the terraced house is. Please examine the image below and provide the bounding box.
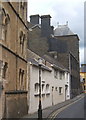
[0,1,28,118]
[27,49,70,114]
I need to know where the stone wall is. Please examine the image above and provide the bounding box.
[5,92,28,118]
[28,26,49,56]
[0,2,28,118]
[55,35,79,61]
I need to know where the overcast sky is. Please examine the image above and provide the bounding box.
[27,0,85,65]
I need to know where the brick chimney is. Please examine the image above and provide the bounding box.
[30,14,40,25]
[41,15,51,37]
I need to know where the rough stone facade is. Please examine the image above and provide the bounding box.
[54,35,79,61]
[28,23,49,56]
[54,35,80,97]
[0,1,28,118]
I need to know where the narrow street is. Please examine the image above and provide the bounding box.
[54,95,85,118]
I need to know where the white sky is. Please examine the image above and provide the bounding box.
[27,0,85,65]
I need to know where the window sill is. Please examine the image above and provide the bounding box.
[34,93,39,96]
[42,93,45,96]
[46,92,50,95]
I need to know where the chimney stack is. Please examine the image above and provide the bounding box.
[41,15,51,37]
[30,14,40,25]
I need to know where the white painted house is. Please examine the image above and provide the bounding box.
[27,49,70,114]
[27,58,52,113]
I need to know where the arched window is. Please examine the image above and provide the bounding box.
[20,31,23,44]
[0,60,3,77]
[2,8,6,25]
[19,31,26,54]
[2,62,8,79]
[5,14,10,25]
[1,8,10,41]
[1,8,10,26]
[19,68,24,90]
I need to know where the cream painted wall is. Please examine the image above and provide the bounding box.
[28,65,52,113]
[65,72,70,100]
[51,69,65,105]
[28,63,70,114]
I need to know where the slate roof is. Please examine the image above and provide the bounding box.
[54,24,74,36]
[29,24,41,30]
[43,54,69,72]
[28,58,52,72]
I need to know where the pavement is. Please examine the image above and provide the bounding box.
[21,93,84,119]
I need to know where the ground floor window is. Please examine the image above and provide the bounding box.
[34,83,39,93]
[59,87,63,94]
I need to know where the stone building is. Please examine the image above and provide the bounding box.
[54,25,80,98]
[0,1,28,118]
[28,15,54,56]
[28,14,80,98]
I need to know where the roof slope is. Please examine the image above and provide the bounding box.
[54,24,74,36]
[43,54,68,71]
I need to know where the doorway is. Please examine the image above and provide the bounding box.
[52,86,54,106]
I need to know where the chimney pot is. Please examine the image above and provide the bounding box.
[30,14,40,25]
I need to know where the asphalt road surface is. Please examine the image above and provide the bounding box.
[56,95,86,118]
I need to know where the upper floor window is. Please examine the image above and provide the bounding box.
[59,71,65,80]
[59,71,62,80]
[0,61,8,79]
[66,73,68,80]
[1,8,10,41]
[54,69,58,79]
[20,0,25,9]
[19,68,24,90]
[20,0,26,20]
[0,60,3,76]
[19,31,26,54]
[2,62,8,79]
